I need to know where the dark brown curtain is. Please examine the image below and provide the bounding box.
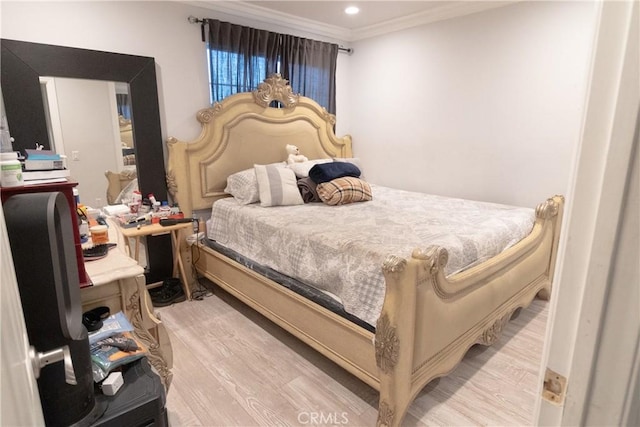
[280,35,338,114]
[205,19,280,102]
[205,19,338,113]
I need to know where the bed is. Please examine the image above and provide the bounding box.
[105,168,137,206]
[103,118,137,206]
[166,74,564,426]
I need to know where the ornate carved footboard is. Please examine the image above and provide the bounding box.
[374,195,563,426]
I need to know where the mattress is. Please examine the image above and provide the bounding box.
[207,185,535,327]
[203,238,375,332]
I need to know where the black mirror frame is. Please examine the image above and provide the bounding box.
[1,38,172,282]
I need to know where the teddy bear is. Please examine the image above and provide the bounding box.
[286,144,309,164]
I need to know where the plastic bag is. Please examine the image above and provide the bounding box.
[90,331,147,382]
[88,311,133,345]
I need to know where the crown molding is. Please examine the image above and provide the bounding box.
[185,1,517,43]
[351,1,518,41]
[184,1,352,42]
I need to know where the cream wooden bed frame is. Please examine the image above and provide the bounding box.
[166,74,564,426]
[104,168,137,205]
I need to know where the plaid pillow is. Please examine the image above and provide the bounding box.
[316,177,372,205]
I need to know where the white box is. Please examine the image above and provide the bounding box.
[102,371,124,396]
[102,204,130,216]
[22,169,70,181]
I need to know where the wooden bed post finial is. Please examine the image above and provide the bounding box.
[535,196,563,219]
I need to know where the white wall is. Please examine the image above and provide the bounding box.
[348,1,598,207]
[51,78,120,207]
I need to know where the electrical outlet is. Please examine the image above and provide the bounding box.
[72,150,80,161]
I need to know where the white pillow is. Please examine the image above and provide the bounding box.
[287,159,332,178]
[254,164,304,207]
[224,168,259,205]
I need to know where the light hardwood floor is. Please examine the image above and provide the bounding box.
[156,282,548,427]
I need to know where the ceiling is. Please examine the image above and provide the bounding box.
[190,1,516,42]
[244,1,448,30]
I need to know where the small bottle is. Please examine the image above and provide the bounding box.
[132,190,142,206]
[79,220,89,240]
[0,152,23,187]
[158,201,171,218]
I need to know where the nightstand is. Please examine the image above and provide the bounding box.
[118,222,192,300]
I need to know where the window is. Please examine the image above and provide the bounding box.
[208,50,269,105]
[204,19,338,113]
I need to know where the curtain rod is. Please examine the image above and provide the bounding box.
[187,16,353,54]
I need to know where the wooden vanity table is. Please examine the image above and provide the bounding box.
[81,219,173,389]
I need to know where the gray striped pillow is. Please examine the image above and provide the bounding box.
[254,164,304,207]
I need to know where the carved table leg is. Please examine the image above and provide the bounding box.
[123,275,173,390]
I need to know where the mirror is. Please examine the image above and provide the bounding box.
[39,76,134,206]
[1,38,172,283]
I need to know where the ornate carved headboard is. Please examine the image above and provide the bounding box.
[105,168,137,205]
[166,74,352,216]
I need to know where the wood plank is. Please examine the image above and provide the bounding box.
[157,286,547,426]
[163,325,258,426]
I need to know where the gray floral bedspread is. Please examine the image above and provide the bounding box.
[207,185,535,326]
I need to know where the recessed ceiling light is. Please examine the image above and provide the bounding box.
[345,6,360,15]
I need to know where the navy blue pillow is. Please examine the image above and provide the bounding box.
[309,162,361,184]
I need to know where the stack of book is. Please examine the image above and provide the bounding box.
[22,148,70,183]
